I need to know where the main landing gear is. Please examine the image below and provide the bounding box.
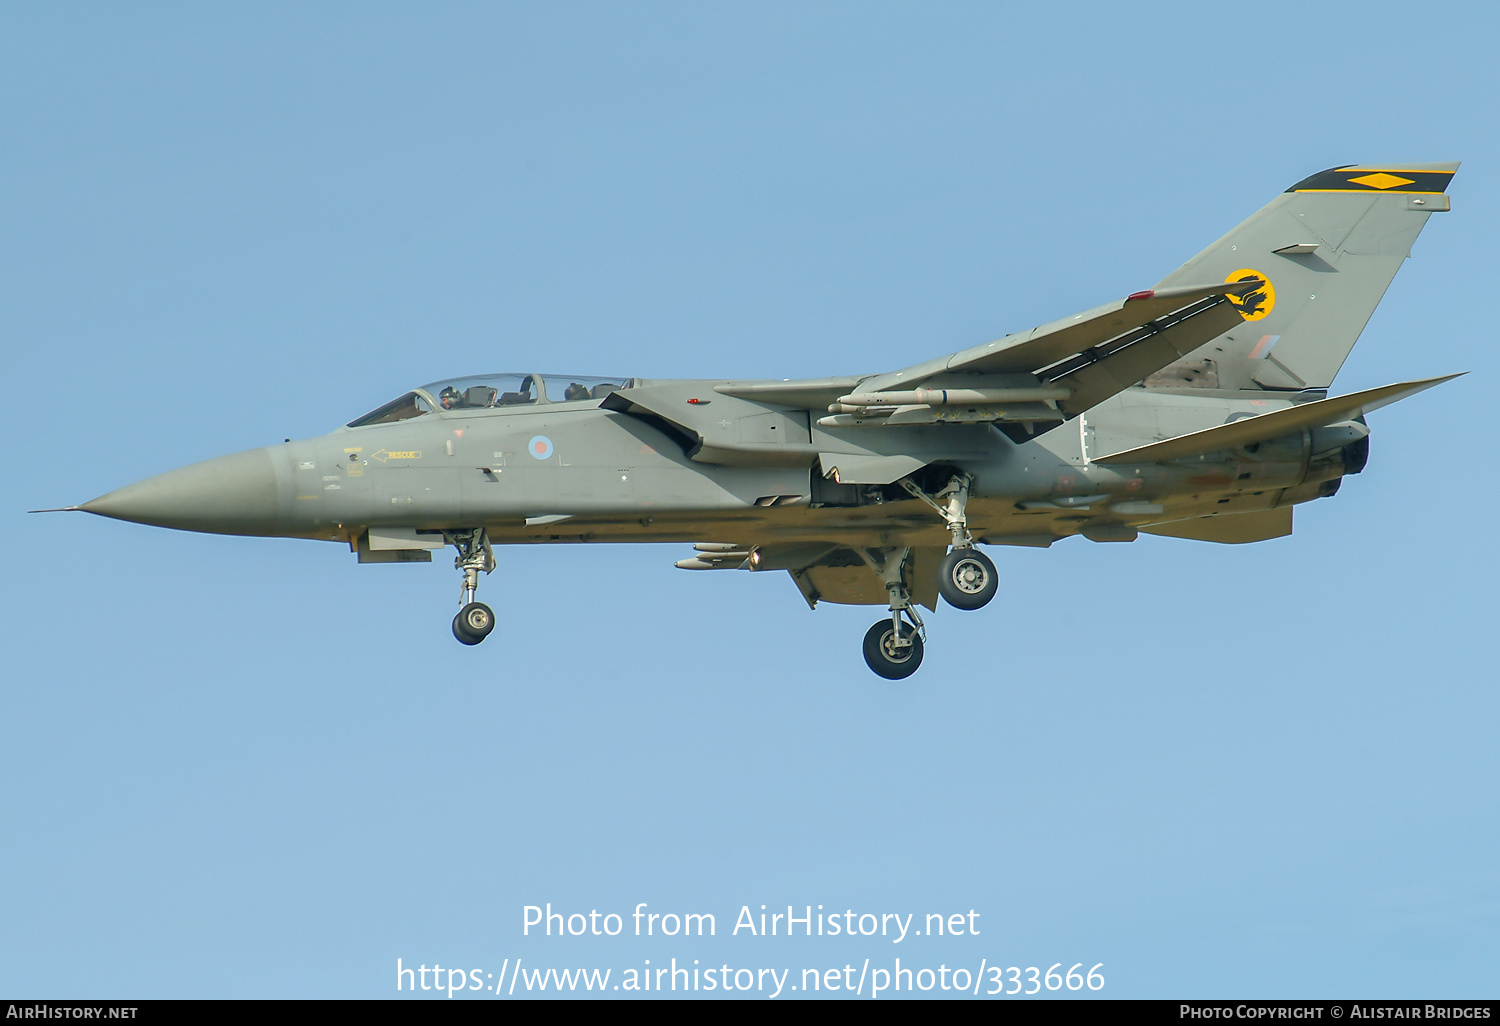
[858,473,998,678]
[863,617,924,679]
[858,546,926,679]
[937,547,997,611]
[449,529,496,646]
[898,473,998,611]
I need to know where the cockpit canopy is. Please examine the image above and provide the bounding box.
[347,373,633,428]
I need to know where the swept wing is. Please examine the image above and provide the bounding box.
[844,280,1260,419]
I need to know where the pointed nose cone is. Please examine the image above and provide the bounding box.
[82,447,285,535]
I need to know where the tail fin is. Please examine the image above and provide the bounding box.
[1157,163,1458,391]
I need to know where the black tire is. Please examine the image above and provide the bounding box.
[938,547,997,610]
[862,619,924,679]
[452,612,482,645]
[452,602,495,645]
[452,612,480,645]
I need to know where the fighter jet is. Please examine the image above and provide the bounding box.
[47,163,1460,677]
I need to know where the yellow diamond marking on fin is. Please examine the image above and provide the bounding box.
[1347,172,1416,190]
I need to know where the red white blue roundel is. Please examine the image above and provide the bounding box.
[528,435,554,460]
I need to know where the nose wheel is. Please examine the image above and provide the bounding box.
[453,602,495,645]
[448,529,497,646]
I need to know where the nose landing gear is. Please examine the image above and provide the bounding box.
[449,529,496,646]
[453,602,495,645]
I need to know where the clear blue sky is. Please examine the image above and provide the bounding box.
[4,1,1496,999]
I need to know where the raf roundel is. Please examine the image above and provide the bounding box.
[528,435,554,460]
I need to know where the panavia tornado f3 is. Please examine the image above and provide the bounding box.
[51,163,1462,677]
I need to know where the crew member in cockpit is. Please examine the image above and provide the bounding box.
[439,386,462,410]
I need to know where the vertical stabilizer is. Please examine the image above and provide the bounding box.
[1156,163,1457,391]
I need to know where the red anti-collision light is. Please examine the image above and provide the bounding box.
[1127,290,1155,300]
[687,398,702,404]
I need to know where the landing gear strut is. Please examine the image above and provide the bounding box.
[858,546,925,679]
[898,473,997,610]
[449,529,496,646]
